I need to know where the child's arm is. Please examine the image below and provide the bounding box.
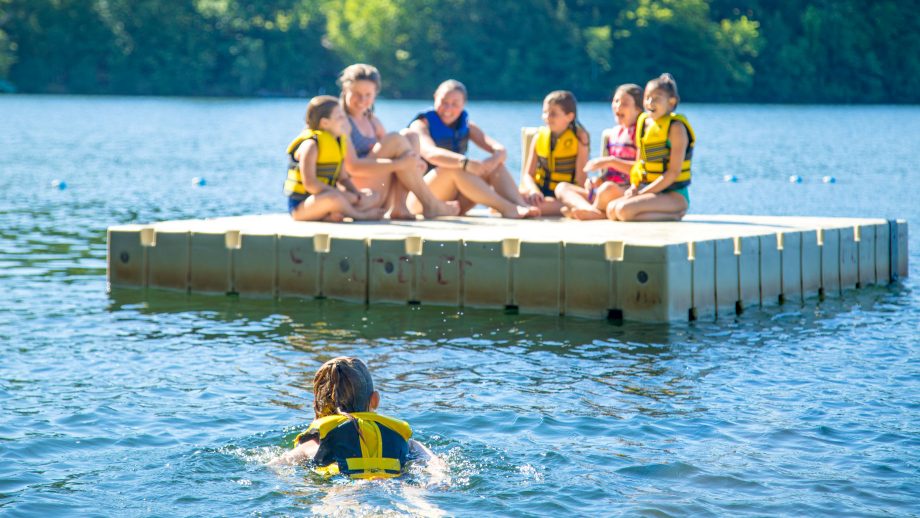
[336,170,364,205]
[409,118,471,172]
[573,128,590,187]
[584,155,634,175]
[342,140,417,177]
[640,121,688,195]
[519,137,544,204]
[298,141,335,195]
[467,122,507,171]
[270,438,319,466]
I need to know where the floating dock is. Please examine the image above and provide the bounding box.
[107,214,908,322]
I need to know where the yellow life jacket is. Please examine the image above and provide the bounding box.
[629,112,695,189]
[283,129,347,199]
[293,412,412,480]
[533,126,580,196]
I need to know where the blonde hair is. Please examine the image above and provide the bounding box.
[305,95,340,130]
[543,90,589,146]
[338,64,381,115]
[434,79,468,102]
[646,73,680,109]
[312,356,375,417]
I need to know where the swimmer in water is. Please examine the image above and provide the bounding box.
[273,356,438,479]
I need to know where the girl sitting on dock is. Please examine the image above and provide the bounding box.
[273,356,438,479]
[406,79,540,219]
[519,90,590,217]
[556,84,643,220]
[338,64,459,220]
[284,96,385,221]
[607,73,695,222]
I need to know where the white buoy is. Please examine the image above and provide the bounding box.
[51,179,67,190]
[822,176,836,184]
[723,174,738,183]
[192,177,207,187]
[789,175,803,184]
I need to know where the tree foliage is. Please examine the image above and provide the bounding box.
[0,0,915,102]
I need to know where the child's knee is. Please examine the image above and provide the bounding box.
[553,182,572,198]
[384,132,411,153]
[606,201,619,220]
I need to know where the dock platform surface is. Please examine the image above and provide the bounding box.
[107,214,908,322]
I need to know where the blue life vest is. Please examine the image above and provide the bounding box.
[416,109,469,154]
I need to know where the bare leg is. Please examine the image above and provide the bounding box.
[292,192,354,221]
[386,178,415,220]
[366,133,458,218]
[484,163,530,207]
[535,196,564,217]
[592,182,626,214]
[608,191,688,222]
[413,168,539,219]
[556,182,604,220]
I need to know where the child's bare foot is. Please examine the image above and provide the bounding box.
[501,204,541,219]
[322,212,345,223]
[422,200,461,219]
[570,207,604,220]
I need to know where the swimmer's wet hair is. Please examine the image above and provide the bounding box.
[646,73,680,108]
[305,95,340,130]
[312,356,375,417]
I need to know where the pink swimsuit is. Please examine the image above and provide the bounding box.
[603,124,636,186]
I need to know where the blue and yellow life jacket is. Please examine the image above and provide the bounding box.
[630,112,695,190]
[283,129,347,200]
[294,412,411,480]
[415,109,469,154]
[533,126,579,196]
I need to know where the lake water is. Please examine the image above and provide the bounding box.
[1,95,918,516]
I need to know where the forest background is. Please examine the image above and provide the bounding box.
[0,0,916,103]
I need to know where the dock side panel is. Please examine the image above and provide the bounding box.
[234,233,277,296]
[416,240,462,306]
[563,243,609,319]
[714,238,738,317]
[148,231,190,291]
[190,233,231,293]
[107,228,146,288]
[322,238,368,303]
[819,228,842,297]
[780,231,803,303]
[800,230,821,299]
[513,242,562,315]
[462,241,509,309]
[737,236,760,310]
[368,239,412,304]
[760,233,781,306]
[277,235,319,298]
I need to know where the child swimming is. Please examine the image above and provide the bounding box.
[520,90,590,217]
[274,356,436,479]
[285,96,385,222]
[607,73,696,222]
[556,84,643,220]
